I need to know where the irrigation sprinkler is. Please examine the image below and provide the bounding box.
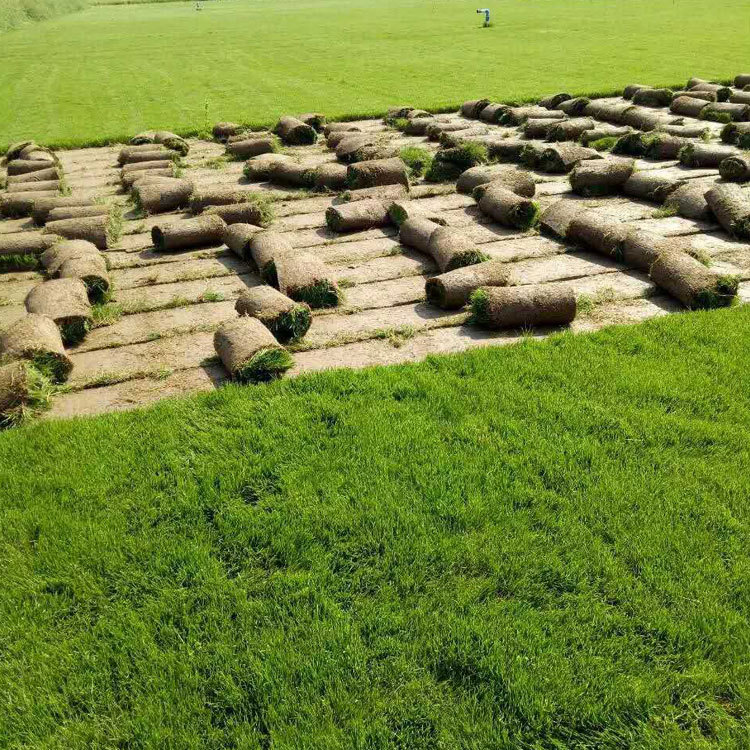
[477,8,491,27]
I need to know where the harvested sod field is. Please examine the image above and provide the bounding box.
[1,306,750,747]
[2,84,750,420]
[1,0,749,147]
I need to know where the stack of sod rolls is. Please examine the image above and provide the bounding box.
[1,140,63,219]
[24,277,92,345]
[40,239,110,302]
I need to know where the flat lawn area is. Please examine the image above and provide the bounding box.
[1,307,749,748]
[0,0,747,148]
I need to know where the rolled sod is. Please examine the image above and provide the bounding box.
[6,167,60,184]
[214,317,293,383]
[325,199,390,232]
[622,229,685,271]
[559,97,591,117]
[538,143,602,174]
[702,102,750,122]
[650,250,738,309]
[314,162,349,191]
[735,74,750,88]
[721,121,750,145]
[41,239,100,275]
[569,158,635,196]
[729,91,750,105]
[538,199,586,239]
[399,218,441,252]
[274,116,317,146]
[523,117,567,139]
[705,184,750,238]
[619,107,665,132]
[426,260,510,309]
[670,96,709,118]
[632,88,673,107]
[6,159,55,176]
[151,215,227,251]
[579,126,632,146]
[117,145,169,165]
[190,187,264,214]
[132,178,193,214]
[567,212,628,259]
[1,192,56,219]
[719,154,750,182]
[121,168,175,189]
[478,103,510,124]
[470,284,576,329]
[153,132,189,156]
[623,84,649,99]
[247,231,293,285]
[347,157,409,189]
[222,223,261,261]
[675,89,717,103]
[426,226,489,272]
[130,131,156,144]
[205,201,273,227]
[545,118,596,142]
[235,285,311,343]
[0,313,71,382]
[24,278,92,344]
[227,137,278,159]
[44,215,113,250]
[227,130,271,145]
[679,143,737,168]
[45,205,109,223]
[689,82,731,101]
[477,184,539,230]
[460,99,491,118]
[121,160,177,178]
[664,183,712,221]
[276,252,340,308]
[401,118,435,136]
[18,145,56,163]
[622,171,684,202]
[344,184,408,203]
[539,92,571,109]
[658,123,711,138]
[584,100,634,123]
[58,254,110,302]
[457,166,535,197]
[269,161,316,188]
[326,130,361,149]
[243,154,292,181]
[5,140,35,160]
[643,134,690,161]
[0,361,35,427]
[486,138,528,162]
[7,180,61,194]
[336,136,394,164]
[426,122,473,141]
[499,107,561,125]
[212,122,241,141]
[0,232,60,257]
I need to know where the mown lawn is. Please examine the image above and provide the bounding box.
[0,0,748,148]
[1,307,749,748]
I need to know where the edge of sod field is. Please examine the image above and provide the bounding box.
[0,82,704,152]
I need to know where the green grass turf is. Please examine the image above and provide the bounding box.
[0,0,748,148]
[1,307,750,747]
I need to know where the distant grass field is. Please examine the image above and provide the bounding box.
[1,307,750,748]
[0,0,748,148]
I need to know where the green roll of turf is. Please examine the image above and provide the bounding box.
[117,145,169,165]
[623,84,649,100]
[0,313,71,383]
[276,252,340,308]
[632,88,673,107]
[58,254,110,302]
[7,180,61,194]
[274,116,317,146]
[477,183,539,230]
[1,192,56,219]
[701,102,750,122]
[425,260,510,309]
[487,138,527,162]
[213,317,293,383]
[40,239,100,275]
[670,96,709,118]
[619,107,665,132]
[546,118,596,142]
[650,250,738,308]
[0,232,60,257]
[584,101,634,124]
[539,93,571,109]
[679,142,737,168]
[297,113,327,132]
[457,165,535,197]
[460,99,490,118]
[664,183,711,221]
[33,196,95,226]
[559,97,590,116]
[721,121,750,146]
[0,361,35,426]
[46,205,110,223]
[622,171,684,202]
[325,199,390,232]
[227,137,278,159]
[133,179,193,214]
[567,212,629,259]
[538,143,601,173]
[538,199,586,239]
[426,226,489,272]
[44,215,112,250]
[6,159,55,176]
[719,154,750,181]
[151,215,227,251]
[704,184,750,238]
[523,117,566,139]
[235,285,311,343]
[580,126,632,146]
[314,162,349,191]
[499,107,561,126]
[212,122,241,142]
[324,122,360,136]
[734,74,750,88]
[658,123,711,138]
[243,154,292,181]
[269,161,316,188]
[24,278,92,345]
[478,103,510,124]
[5,140,35,160]
[248,230,293,286]
[347,157,409,189]
[470,284,576,329]
[689,82,731,101]
[569,158,635,196]
[222,223,261,261]
[729,91,750,105]
[6,167,59,184]
[643,134,690,161]
[205,201,272,227]
[622,229,683,271]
